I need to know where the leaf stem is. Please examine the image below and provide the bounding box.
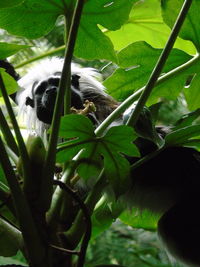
[53,180,92,267]
[0,108,19,155]
[0,137,47,267]
[0,74,30,180]
[39,0,85,212]
[126,0,193,127]
[65,170,107,248]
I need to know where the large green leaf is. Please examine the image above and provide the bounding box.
[0,0,135,61]
[0,68,20,96]
[105,0,195,54]
[57,114,139,196]
[104,41,192,101]
[0,42,29,59]
[162,0,200,51]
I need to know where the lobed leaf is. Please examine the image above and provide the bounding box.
[105,0,195,54]
[57,115,139,195]
[104,41,192,101]
[0,0,135,61]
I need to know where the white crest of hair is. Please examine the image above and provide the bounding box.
[16,57,105,136]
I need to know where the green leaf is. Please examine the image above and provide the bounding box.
[162,0,200,51]
[119,208,159,230]
[104,41,192,101]
[184,74,200,110]
[150,55,200,108]
[0,68,20,96]
[165,125,200,146]
[75,0,135,61]
[0,0,134,61]
[0,0,61,39]
[0,251,28,266]
[0,0,24,9]
[91,203,114,239]
[105,0,196,54]
[173,109,200,130]
[0,42,29,59]
[0,218,21,257]
[59,114,95,139]
[57,115,139,196]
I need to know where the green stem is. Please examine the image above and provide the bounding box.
[65,170,107,248]
[47,165,75,227]
[95,50,199,137]
[0,74,30,181]
[126,0,193,127]
[0,137,48,267]
[53,180,92,267]
[39,0,85,212]
[0,108,19,155]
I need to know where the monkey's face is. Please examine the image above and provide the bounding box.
[25,74,84,124]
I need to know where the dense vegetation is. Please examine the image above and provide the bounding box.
[0,0,199,266]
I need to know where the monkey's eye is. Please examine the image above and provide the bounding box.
[35,81,48,95]
[48,77,60,87]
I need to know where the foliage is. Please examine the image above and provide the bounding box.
[0,0,199,267]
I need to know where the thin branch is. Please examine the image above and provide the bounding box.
[0,137,47,267]
[0,108,19,155]
[39,0,85,212]
[126,0,193,127]
[65,170,107,248]
[0,74,30,180]
[53,180,92,267]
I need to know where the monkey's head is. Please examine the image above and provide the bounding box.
[16,57,118,136]
[24,74,83,125]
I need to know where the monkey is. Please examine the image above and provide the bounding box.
[15,58,118,136]
[2,57,200,266]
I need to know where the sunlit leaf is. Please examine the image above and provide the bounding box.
[105,0,196,54]
[162,0,200,51]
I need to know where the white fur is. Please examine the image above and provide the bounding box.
[16,57,105,136]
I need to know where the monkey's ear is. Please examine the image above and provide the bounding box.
[71,74,80,89]
[25,96,34,108]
